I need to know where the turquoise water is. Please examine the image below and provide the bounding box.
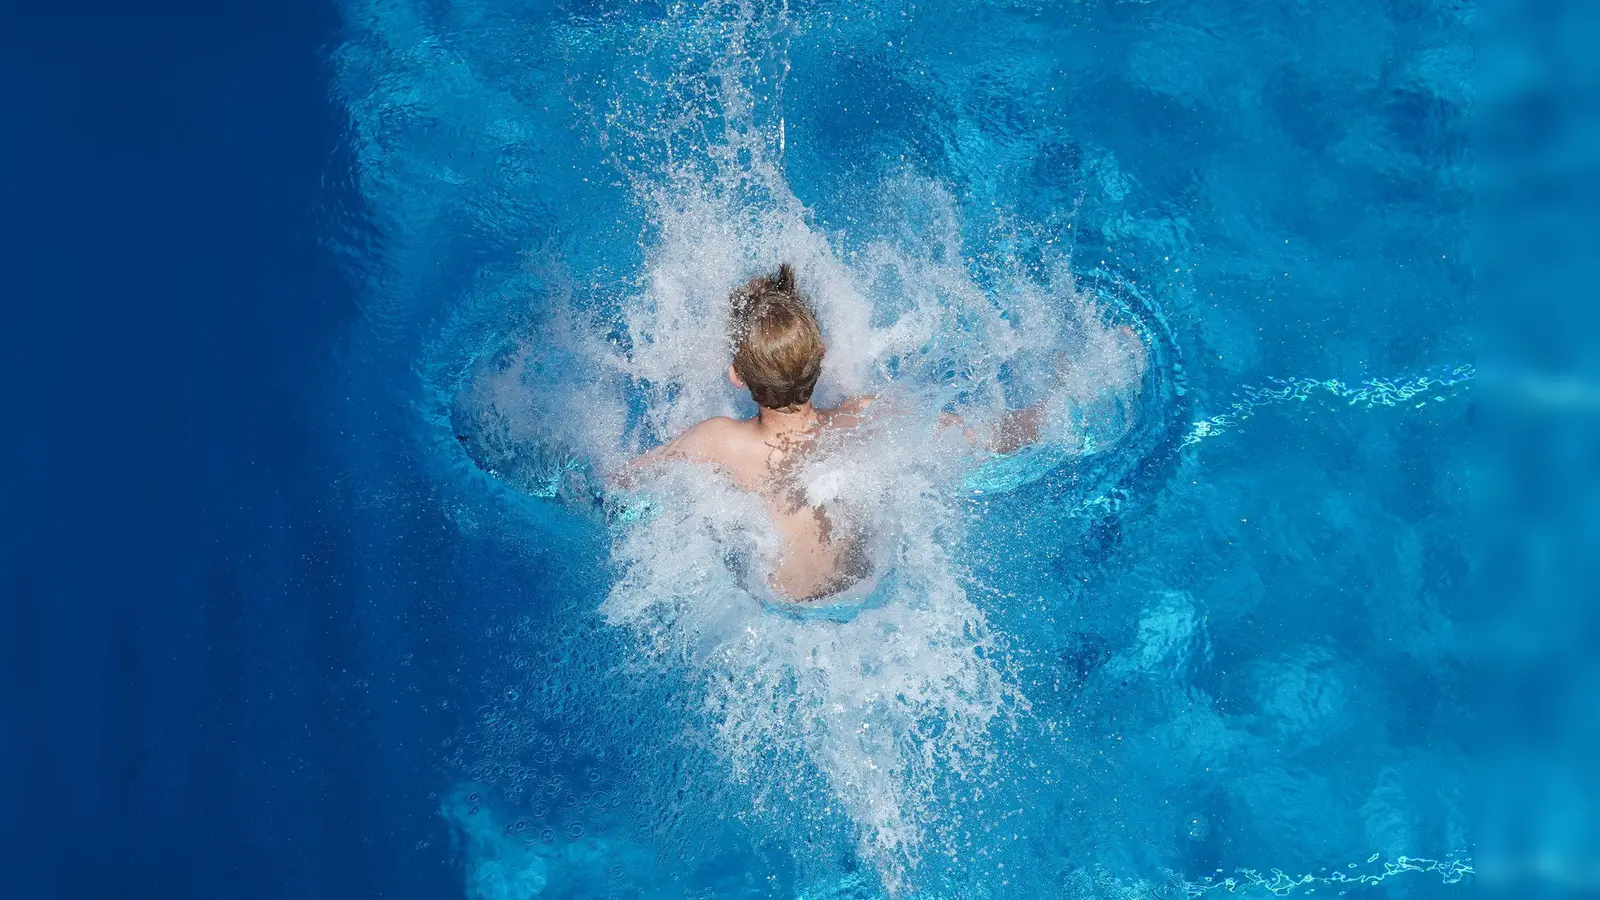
[331,0,1473,896]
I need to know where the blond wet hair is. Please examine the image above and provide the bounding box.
[728,264,825,410]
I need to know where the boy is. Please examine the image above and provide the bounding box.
[622,264,1063,602]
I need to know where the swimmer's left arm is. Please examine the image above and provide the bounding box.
[612,446,668,491]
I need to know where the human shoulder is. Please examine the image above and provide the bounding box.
[616,416,747,489]
[682,415,744,438]
[665,415,747,459]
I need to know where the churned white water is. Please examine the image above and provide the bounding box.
[331,0,1476,894]
[456,146,1145,895]
[368,2,1147,890]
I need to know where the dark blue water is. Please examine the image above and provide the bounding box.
[3,0,1489,898]
[3,4,465,896]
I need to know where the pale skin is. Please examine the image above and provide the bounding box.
[617,349,1062,602]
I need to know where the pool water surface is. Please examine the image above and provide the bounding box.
[329,0,1474,896]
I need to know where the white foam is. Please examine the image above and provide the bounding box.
[446,5,1148,892]
[460,178,1147,892]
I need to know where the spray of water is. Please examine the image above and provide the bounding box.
[458,172,1147,891]
[444,7,1148,890]
[337,0,1476,893]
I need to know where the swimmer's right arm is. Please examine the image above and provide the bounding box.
[939,406,1046,455]
[942,325,1146,454]
[825,395,876,426]
[832,392,1035,452]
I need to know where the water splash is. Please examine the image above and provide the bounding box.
[331,0,1472,896]
[440,5,1150,893]
[1182,364,1477,447]
[1169,853,1474,897]
[574,177,1142,890]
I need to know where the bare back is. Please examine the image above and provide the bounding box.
[640,399,874,601]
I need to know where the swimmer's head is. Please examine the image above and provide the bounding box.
[727,264,825,410]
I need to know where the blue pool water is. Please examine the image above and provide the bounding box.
[5,0,1475,897]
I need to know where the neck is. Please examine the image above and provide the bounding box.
[755,402,818,436]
